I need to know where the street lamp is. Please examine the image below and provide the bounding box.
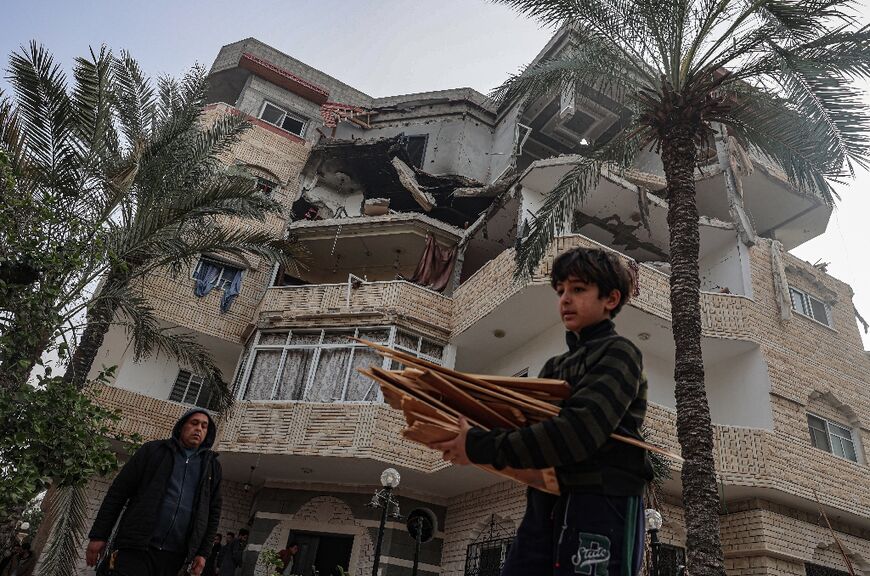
[368,468,403,576]
[645,508,663,576]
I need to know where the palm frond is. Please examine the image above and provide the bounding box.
[39,485,88,576]
[515,131,641,277]
[111,50,156,147]
[490,34,653,108]
[108,292,232,410]
[8,41,82,193]
[722,86,841,202]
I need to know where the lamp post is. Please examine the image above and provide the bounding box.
[368,468,402,576]
[645,508,663,576]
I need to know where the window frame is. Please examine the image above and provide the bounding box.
[235,326,445,404]
[789,286,832,327]
[168,369,213,409]
[258,100,307,137]
[807,412,858,463]
[193,257,243,292]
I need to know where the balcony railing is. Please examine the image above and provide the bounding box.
[453,234,754,340]
[257,279,453,336]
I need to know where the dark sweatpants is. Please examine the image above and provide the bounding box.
[107,547,187,576]
[501,489,645,576]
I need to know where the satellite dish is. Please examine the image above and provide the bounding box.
[406,507,438,543]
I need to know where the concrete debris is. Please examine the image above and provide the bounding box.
[769,240,792,321]
[716,127,757,246]
[392,156,435,212]
[363,197,390,216]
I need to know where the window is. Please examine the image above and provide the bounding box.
[193,257,243,291]
[237,326,444,403]
[655,544,687,576]
[259,101,307,137]
[806,563,850,576]
[402,135,427,168]
[790,287,832,327]
[464,516,515,576]
[808,414,857,462]
[169,370,216,409]
[256,177,277,196]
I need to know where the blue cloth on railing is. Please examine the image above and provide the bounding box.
[220,269,243,313]
[194,262,221,297]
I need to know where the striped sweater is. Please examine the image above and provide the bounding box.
[465,319,653,495]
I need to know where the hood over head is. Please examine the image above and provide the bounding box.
[172,408,217,451]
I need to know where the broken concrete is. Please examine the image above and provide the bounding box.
[299,134,496,228]
[769,240,792,321]
[392,156,435,212]
[715,126,757,246]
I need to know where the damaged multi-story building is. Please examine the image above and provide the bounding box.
[47,30,870,576]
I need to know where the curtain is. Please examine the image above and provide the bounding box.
[345,348,382,400]
[220,269,243,312]
[408,234,458,292]
[194,261,221,297]
[274,349,316,400]
[306,348,352,402]
[243,350,282,400]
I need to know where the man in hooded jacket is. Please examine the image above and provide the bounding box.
[85,409,223,576]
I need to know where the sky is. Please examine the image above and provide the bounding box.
[3,0,869,348]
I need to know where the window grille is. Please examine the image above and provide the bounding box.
[256,177,277,196]
[464,515,515,576]
[654,544,687,576]
[808,413,858,462]
[169,370,215,409]
[238,326,444,403]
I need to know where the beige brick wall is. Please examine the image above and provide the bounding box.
[139,103,310,343]
[257,280,452,341]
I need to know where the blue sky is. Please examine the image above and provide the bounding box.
[4,0,869,347]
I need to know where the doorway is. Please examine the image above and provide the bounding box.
[287,531,354,576]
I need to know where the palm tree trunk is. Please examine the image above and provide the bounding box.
[62,274,121,390]
[661,127,726,576]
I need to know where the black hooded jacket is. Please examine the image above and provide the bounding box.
[89,408,223,561]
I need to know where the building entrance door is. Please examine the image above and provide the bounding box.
[288,531,354,576]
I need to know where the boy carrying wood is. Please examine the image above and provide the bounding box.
[431,247,653,576]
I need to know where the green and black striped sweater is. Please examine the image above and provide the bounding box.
[465,319,654,495]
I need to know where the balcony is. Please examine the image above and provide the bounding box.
[645,404,870,526]
[452,234,755,342]
[256,279,453,338]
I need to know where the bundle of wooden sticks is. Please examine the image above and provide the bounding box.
[354,337,680,495]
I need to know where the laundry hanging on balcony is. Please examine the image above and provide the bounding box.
[193,260,244,313]
[408,234,457,293]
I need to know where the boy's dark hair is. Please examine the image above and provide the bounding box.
[238,528,250,536]
[551,247,635,317]
[226,531,235,537]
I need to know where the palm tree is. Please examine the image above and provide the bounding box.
[1,44,301,573]
[490,1,870,574]
[60,53,302,403]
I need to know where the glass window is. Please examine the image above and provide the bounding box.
[790,288,809,316]
[259,101,307,137]
[807,413,857,462]
[194,257,243,291]
[168,370,215,409]
[809,296,830,326]
[238,327,444,403]
[260,102,284,125]
[790,287,832,327]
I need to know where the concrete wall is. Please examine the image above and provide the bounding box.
[706,347,775,429]
[700,235,749,295]
[236,75,322,139]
